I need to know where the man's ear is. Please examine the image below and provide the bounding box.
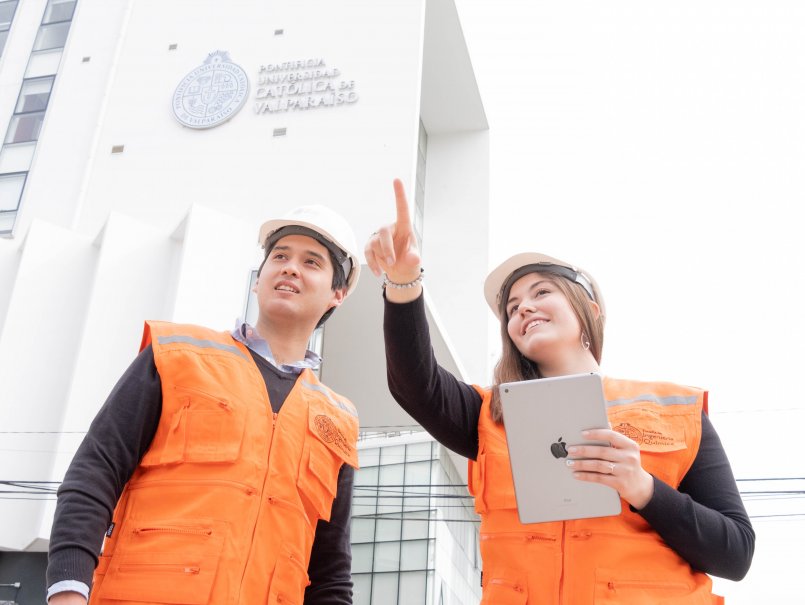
[327,287,347,310]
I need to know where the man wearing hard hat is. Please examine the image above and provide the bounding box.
[47,207,361,605]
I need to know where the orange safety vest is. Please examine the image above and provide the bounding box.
[89,321,359,605]
[468,377,724,605]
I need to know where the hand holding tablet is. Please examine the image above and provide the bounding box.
[499,372,622,523]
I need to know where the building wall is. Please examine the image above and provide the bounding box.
[0,0,489,560]
[8,0,424,239]
[421,129,490,383]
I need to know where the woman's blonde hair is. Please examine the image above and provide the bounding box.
[489,271,605,423]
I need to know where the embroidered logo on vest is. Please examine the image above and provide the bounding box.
[614,422,643,443]
[314,414,351,455]
[614,422,680,447]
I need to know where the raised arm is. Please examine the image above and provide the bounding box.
[369,180,483,460]
[364,179,423,303]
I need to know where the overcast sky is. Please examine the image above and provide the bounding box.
[453,1,805,601]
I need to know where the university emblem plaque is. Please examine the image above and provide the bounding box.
[172,51,249,129]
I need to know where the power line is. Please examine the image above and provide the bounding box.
[736,477,805,482]
[0,431,87,434]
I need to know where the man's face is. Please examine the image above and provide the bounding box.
[254,234,345,328]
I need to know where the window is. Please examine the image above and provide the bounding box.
[351,518,376,544]
[4,78,54,144]
[351,543,374,574]
[373,542,400,572]
[375,517,402,542]
[400,540,428,571]
[0,172,26,213]
[0,1,17,27]
[15,77,54,113]
[371,573,398,605]
[0,172,27,234]
[5,113,45,144]
[352,573,372,605]
[42,0,76,24]
[0,1,19,57]
[33,21,70,51]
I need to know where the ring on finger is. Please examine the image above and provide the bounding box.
[607,462,616,474]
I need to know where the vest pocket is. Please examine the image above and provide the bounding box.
[141,388,246,466]
[480,452,518,510]
[296,400,357,525]
[480,572,528,604]
[297,441,341,524]
[594,568,710,604]
[94,519,226,604]
[267,549,311,605]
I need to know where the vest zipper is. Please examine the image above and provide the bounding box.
[117,563,200,575]
[238,412,279,594]
[481,532,556,543]
[127,478,254,493]
[488,578,525,594]
[135,526,212,537]
[558,521,566,603]
[266,495,308,519]
[605,579,692,591]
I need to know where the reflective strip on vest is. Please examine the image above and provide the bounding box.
[302,381,357,417]
[157,335,249,360]
[607,394,698,407]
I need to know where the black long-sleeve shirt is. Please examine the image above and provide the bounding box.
[384,293,754,581]
[47,345,353,604]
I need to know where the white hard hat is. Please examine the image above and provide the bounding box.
[258,205,361,296]
[484,252,604,319]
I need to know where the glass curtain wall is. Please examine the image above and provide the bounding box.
[352,436,481,605]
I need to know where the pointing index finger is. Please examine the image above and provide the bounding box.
[393,179,413,230]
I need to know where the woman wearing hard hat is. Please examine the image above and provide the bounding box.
[365,180,753,604]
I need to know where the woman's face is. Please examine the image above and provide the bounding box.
[505,272,583,365]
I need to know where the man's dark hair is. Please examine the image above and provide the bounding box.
[258,226,348,327]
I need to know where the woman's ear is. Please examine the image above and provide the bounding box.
[589,299,601,320]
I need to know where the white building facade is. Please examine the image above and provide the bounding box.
[0,1,489,603]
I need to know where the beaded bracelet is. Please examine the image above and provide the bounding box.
[382,268,424,289]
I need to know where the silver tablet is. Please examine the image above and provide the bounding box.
[499,372,621,524]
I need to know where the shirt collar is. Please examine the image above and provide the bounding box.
[231,320,322,375]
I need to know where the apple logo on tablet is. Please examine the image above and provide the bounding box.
[550,437,568,459]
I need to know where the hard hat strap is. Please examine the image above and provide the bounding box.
[263,225,352,282]
[498,263,596,309]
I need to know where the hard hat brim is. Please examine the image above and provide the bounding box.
[484,252,604,319]
[258,216,361,296]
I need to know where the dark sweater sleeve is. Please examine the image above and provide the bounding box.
[47,345,162,589]
[384,293,482,460]
[637,412,755,580]
[304,463,355,604]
